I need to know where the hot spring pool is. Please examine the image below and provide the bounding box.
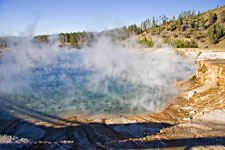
[0,38,197,118]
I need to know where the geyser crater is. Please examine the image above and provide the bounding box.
[0,36,197,118]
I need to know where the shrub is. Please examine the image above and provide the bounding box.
[185,34,191,38]
[151,28,157,35]
[166,25,170,31]
[163,37,170,43]
[190,40,198,48]
[200,39,205,42]
[172,40,198,48]
[173,40,184,48]
[170,24,176,31]
[139,37,154,47]
[173,34,178,38]
[162,35,167,38]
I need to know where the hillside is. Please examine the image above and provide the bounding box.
[138,5,225,49]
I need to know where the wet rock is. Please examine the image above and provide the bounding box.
[73,128,89,145]
[14,124,45,141]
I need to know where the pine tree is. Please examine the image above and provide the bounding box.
[152,17,156,27]
[192,10,195,17]
[70,33,78,47]
[221,10,225,23]
[189,16,194,28]
[162,15,168,25]
[176,20,181,31]
[197,11,201,27]
[213,13,217,23]
[201,17,205,30]
[208,12,217,25]
[178,14,183,25]
[209,11,213,25]
[208,24,224,44]
[188,10,191,18]
[172,16,176,22]
[183,11,187,19]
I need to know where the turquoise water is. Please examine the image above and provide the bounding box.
[0,48,196,117]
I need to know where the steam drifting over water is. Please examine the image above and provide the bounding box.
[0,36,197,117]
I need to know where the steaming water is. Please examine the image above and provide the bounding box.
[0,37,197,117]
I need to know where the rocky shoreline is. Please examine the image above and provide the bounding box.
[0,56,225,149]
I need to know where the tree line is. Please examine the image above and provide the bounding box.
[1,4,225,48]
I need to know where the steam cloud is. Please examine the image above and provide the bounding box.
[0,35,197,117]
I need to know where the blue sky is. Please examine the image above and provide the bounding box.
[0,0,224,36]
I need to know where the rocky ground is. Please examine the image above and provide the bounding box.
[0,53,224,150]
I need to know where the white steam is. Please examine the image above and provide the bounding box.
[0,35,197,117]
